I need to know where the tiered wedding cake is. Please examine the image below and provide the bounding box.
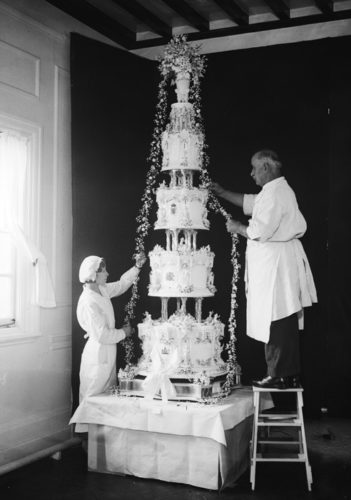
[118,44,229,401]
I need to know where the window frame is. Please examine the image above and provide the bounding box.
[0,113,42,345]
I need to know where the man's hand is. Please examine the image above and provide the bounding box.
[226,218,248,238]
[212,182,225,197]
[226,218,241,234]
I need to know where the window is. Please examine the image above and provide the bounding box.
[0,129,28,333]
[0,115,42,343]
[0,231,16,328]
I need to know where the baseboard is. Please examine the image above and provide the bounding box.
[0,432,81,475]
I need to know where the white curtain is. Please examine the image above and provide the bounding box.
[0,131,56,308]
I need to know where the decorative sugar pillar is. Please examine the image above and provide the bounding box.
[170,170,176,187]
[171,229,179,251]
[186,171,193,188]
[166,230,171,251]
[191,231,197,250]
[161,297,169,321]
[185,230,191,250]
[195,298,203,322]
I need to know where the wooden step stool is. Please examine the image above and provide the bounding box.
[250,386,313,491]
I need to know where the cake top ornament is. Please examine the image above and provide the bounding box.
[159,34,206,104]
[159,34,206,83]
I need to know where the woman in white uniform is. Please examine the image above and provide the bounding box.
[72,253,146,432]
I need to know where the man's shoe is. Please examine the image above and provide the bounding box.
[252,376,287,389]
[252,375,302,389]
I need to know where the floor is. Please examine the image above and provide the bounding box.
[1,418,350,500]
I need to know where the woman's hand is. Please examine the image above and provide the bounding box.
[122,322,134,338]
[135,252,147,269]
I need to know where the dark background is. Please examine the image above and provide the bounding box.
[70,33,351,418]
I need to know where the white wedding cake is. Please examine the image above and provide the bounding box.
[118,39,232,401]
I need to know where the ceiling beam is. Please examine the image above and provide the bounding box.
[314,0,334,14]
[46,0,136,48]
[161,0,210,32]
[213,0,249,25]
[111,0,172,38]
[264,0,290,20]
[134,9,351,49]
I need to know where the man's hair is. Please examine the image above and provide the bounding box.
[253,149,282,170]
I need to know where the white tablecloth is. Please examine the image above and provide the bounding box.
[70,387,271,446]
[70,387,273,490]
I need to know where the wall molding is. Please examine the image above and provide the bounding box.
[0,330,41,347]
[52,64,70,287]
[0,39,40,98]
[54,302,72,309]
[48,332,71,350]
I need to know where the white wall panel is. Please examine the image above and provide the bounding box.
[0,0,74,472]
[0,40,40,97]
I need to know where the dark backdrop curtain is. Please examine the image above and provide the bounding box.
[70,34,159,412]
[202,40,330,417]
[71,33,351,417]
[327,37,351,415]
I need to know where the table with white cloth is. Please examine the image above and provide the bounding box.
[71,387,273,490]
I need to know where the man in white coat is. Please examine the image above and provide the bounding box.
[213,150,317,389]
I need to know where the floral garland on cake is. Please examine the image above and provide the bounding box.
[122,35,241,399]
[199,167,241,399]
[121,77,169,367]
[196,93,241,399]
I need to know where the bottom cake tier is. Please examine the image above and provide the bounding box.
[137,310,227,378]
[117,311,236,401]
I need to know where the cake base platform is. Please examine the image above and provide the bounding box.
[118,373,232,401]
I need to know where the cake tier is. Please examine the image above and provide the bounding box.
[155,183,209,230]
[148,244,215,297]
[137,311,227,378]
[161,103,203,171]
